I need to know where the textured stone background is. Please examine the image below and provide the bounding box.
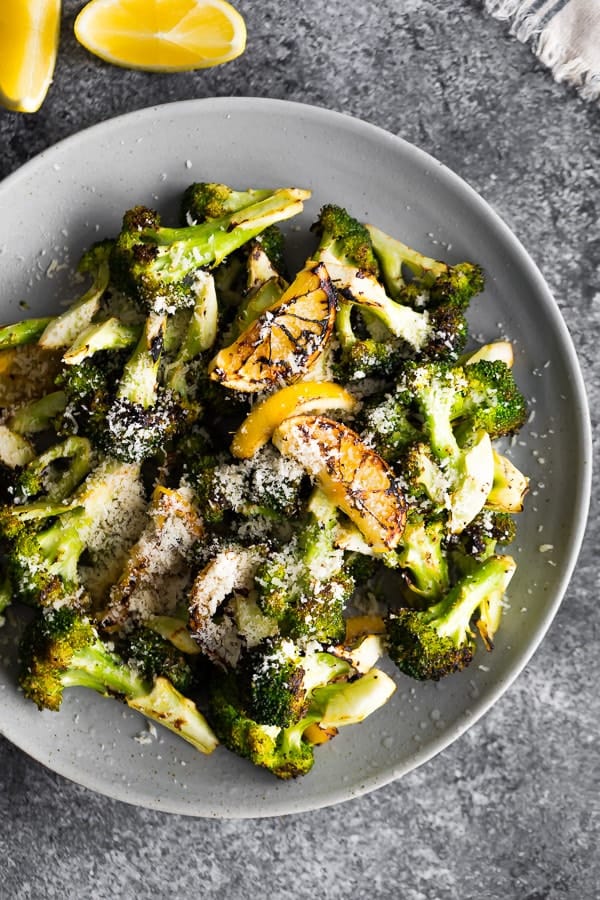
[0,1,598,897]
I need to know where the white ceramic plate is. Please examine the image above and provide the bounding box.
[0,98,591,818]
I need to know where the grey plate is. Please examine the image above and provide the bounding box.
[0,98,591,818]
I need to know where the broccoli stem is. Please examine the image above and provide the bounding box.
[63,317,141,366]
[0,318,54,349]
[8,391,67,435]
[39,242,113,350]
[61,640,148,697]
[117,312,166,408]
[144,189,309,279]
[423,555,515,643]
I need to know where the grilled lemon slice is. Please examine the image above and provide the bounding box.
[272,414,407,552]
[231,381,358,459]
[209,263,336,392]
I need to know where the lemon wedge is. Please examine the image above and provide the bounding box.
[231,382,358,460]
[74,0,246,71]
[272,414,408,553]
[209,263,337,393]
[0,0,61,113]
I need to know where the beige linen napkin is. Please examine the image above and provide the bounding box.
[485,0,600,101]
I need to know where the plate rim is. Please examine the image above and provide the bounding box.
[0,96,593,818]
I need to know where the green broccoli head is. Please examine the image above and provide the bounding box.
[181,183,272,223]
[312,204,380,274]
[12,436,93,505]
[223,636,353,733]
[459,360,528,437]
[336,337,405,382]
[117,626,194,695]
[423,304,469,360]
[428,261,485,309]
[207,667,316,779]
[112,190,309,313]
[386,554,516,680]
[19,606,147,711]
[367,223,484,310]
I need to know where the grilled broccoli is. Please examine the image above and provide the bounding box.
[7,390,67,436]
[394,513,450,604]
[455,359,528,439]
[0,457,140,607]
[386,554,516,680]
[116,625,195,695]
[181,182,273,223]
[393,360,497,532]
[254,494,354,644]
[208,658,395,779]
[366,223,484,309]
[311,205,470,363]
[238,636,351,728]
[11,435,93,505]
[0,318,54,349]
[38,240,114,351]
[19,606,217,753]
[111,189,309,313]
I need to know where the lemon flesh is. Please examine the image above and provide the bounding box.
[0,0,61,113]
[74,0,247,71]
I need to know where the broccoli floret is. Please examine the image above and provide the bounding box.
[254,495,354,644]
[12,436,93,505]
[61,317,140,366]
[181,182,272,223]
[192,445,306,526]
[457,359,528,438]
[239,636,351,728]
[111,189,309,313]
[367,223,484,310]
[311,204,380,274]
[117,625,194,695]
[38,241,114,350]
[395,514,450,604]
[208,659,396,779]
[105,312,182,462]
[394,361,497,532]
[0,457,140,607]
[386,554,516,680]
[56,353,123,446]
[19,606,217,754]
[312,206,457,357]
[163,273,218,412]
[7,390,68,436]
[361,393,422,463]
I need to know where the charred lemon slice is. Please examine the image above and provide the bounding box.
[272,414,407,552]
[208,263,336,392]
[231,381,358,459]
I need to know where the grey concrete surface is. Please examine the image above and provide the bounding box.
[0,1,598,897]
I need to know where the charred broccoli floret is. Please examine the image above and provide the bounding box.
[116,625,194,695]
[0,457,140,607]
[38,240,114,351]
[181,182,273,223]
[238,636,351,728]
[367,223,484,309]
[456,359,528,438]
[208,658,395,779]
[19,606,217,753]
[254,495,354,644]
[111,189,309,313]
[386,554,516,680]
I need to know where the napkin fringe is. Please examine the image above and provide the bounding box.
[537,31,600,101]
[485,0,600,101]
